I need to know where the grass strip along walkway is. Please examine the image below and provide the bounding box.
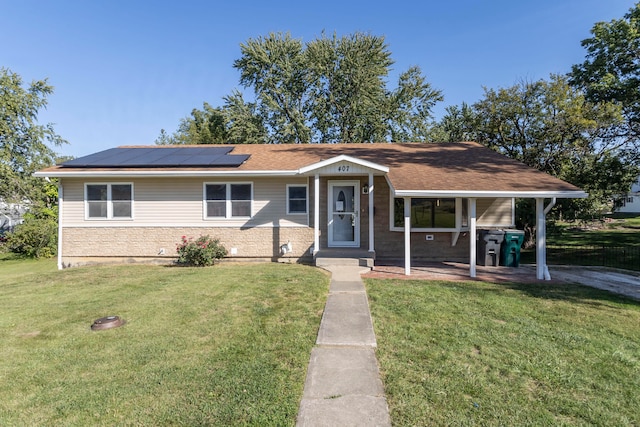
[366,278,640,426]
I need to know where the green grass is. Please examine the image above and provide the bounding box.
[0,260,329,426]
[520,216,640,269]
[366,278,640,426]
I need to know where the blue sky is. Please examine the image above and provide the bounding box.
[2,0,636,158]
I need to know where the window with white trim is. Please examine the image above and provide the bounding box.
[392,197,468,230]
[205,183,252,218]
[85,183,133,219]
[287,185,308,214]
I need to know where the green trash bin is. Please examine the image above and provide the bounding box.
[500,229,525,267]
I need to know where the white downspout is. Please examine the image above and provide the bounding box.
[368,173,374,254]
[404,197,411,275]
[57,182,63,270]
[469,198,477,278]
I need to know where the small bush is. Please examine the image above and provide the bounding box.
[6,216,57,258]
[176,235,227,266]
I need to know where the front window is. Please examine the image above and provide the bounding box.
[205,183,252,218]
[85,183,133,219]
[287,185,308,214]
[394,198,457,229]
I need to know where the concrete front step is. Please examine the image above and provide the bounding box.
[315,257,374,267]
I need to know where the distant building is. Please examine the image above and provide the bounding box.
[0,200,27,235]
[617,176,640,214]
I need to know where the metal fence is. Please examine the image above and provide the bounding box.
[545,245,640,271]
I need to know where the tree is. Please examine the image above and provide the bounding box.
[570,2,640,143]
[386,66,444,142]
[156,102,227,145]
[223,90,267,144]
[305,32,392,143]
[0,68,66,204]
[0,68,66,257]
[439,74,638,226]
[234,32,311,144]
[159,31,444,144]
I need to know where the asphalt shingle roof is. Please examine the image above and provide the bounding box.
[37,142,584,195]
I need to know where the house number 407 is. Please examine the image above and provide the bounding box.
[337,165,350,172]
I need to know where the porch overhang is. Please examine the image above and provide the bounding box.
[392,186,588,281]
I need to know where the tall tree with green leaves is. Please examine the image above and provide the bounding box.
[0,67,66,204]
[234,32,311,144]
[386,66,444,142]
[158,31,443,144]
[305,32,392,143]
[223,90,267,144]
[156,102,227,145]
[570,2,640,143]
[1,68,65,257]
[439,74,637,224]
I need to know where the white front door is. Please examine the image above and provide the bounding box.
[328,181,360,247]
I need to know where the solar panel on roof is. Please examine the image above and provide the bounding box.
[61,146,248,168]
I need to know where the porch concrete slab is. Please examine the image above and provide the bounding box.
[316,292,377,347]
[330,280,364,293]
[302,347,385,398]
[297,395,391,427]
[323,265,371,282]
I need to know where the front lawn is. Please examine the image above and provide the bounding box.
[366,278,640,426]
[0,261,329,426]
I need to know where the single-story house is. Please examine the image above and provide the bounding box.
[35,142,587,280]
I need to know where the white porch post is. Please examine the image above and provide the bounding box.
[469,198,477,278]
[314,174,320,256]
[368,173,374,253]
[536,198,546,280]
[404,197,411,275]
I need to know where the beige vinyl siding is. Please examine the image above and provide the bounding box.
[477,198,514,227]
[61,177,309,228]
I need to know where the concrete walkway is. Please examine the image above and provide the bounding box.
[297,265,391,427]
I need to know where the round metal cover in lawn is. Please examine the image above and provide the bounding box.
[91,316,125,331]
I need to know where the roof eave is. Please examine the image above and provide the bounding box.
[34,170,299,178]
[393,190,589,199]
